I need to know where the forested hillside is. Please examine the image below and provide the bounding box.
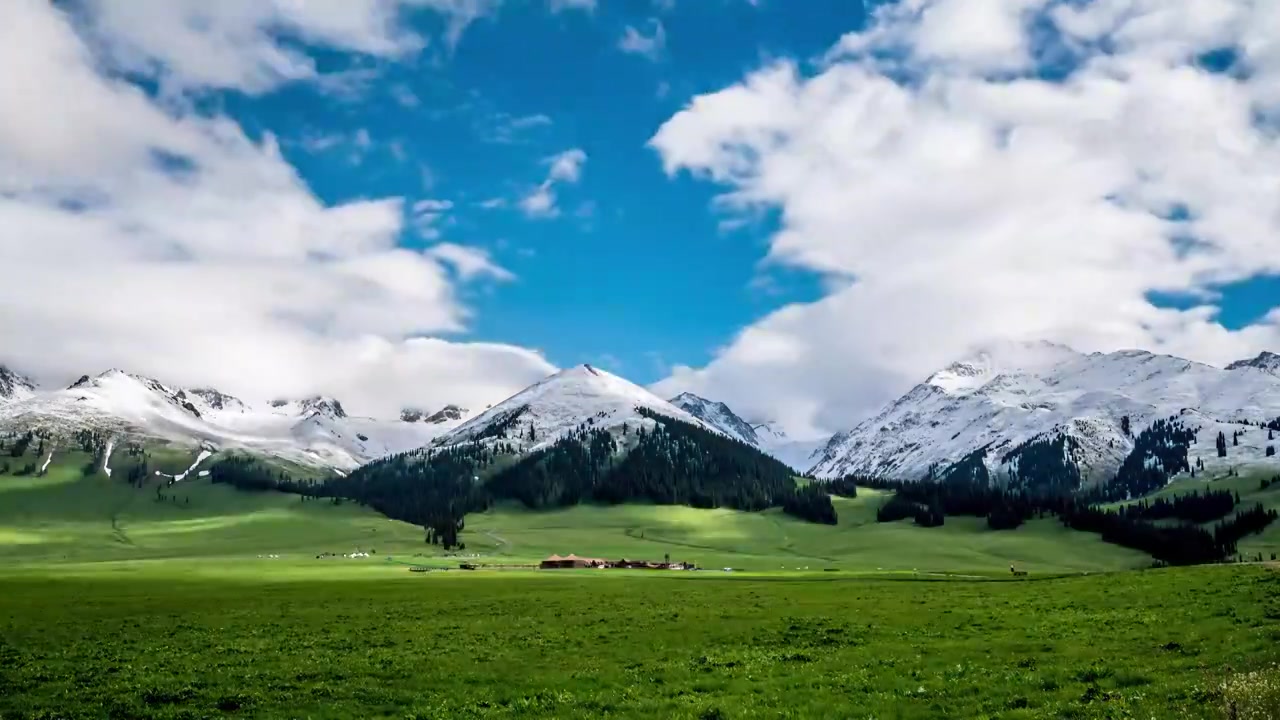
[213,408,834,548]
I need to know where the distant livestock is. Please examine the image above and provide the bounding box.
[1010,565,1028,577]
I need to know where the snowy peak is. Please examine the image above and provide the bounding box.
[267,395,347,420]
[437,364,711,450]
[184,387,245,413]
[299,396,346,420]
[669,392,760,446]
[401,405,467,424]
[813,343,1280,484]
[0,365,36,403]
[926,340,1081,396]
[1228,351,1280,375]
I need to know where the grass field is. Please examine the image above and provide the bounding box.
[2,449,1280,718]
[1,566,1278,719]
[0,449,1150,575]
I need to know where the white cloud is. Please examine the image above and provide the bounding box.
[619,19,666,61]
[650,0,1280,438]
[425,243,515,281]
[0,0,552,418]
[519,185,560,219]
[484,112,554,144]
[546,148,587,183]
[519,148,588,219]
[411,198,454,239]
[67,0,501,94]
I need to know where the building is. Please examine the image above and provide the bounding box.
[539,554,608,569]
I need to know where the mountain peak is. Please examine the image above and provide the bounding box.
[437,365,707,449]
[927,340,1081,396]
[299,396,346,420]
[1227,351,1280,375]
[186,387,245,412]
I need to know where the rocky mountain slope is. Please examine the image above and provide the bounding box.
[669,392,760,445]
[1227,351,1280,375]
[811,342,1280,486]
[0,366,36,403]
[669,392,829,472]
[0,369,469,471]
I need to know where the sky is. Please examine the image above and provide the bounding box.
[2,0,1280,440]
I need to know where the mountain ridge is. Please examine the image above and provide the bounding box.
[812,343,1280,486]
[0,368,470,471]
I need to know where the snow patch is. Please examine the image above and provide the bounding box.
[39,450,52,474]
[158,450,213,483]
[102,439,114,477]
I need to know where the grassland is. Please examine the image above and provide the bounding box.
[0,449,1149,575]
[2,448,1279,718]
[2,566,1278,719]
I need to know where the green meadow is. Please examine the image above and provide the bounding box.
[0,450,1149,575]
[2,449,1279,718]
[2,567,1278,719]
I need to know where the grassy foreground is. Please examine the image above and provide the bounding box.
[1,567,1278,719]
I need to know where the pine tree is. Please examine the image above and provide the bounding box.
[1217,431,1227,458]
[1120,415,1131,437]
[1233,431,1239,447]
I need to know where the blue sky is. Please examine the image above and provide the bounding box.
[6,0,1280,432]
[215,0,869,383]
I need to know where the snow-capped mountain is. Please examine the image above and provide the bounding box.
[435,364,714,452]
[811,342,1280,484]
[0,366,36,403]
[669,392,760,445]
[0,369,467,471]
[668,392,829,471]
[1227,351,1280,375]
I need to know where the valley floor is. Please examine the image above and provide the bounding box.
[1,567,1277,719]
[3,452,1280,717]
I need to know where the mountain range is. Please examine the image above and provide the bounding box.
[810,342,1280,485]
[0,368,470,471]
[3,343,1279,491]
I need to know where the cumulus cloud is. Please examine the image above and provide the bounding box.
[0,0,553,418]
[650,0,1280,439]
[519,148,588,219]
